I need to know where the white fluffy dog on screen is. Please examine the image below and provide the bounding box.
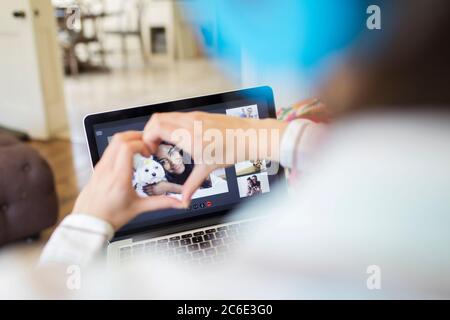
[133,154,167,197]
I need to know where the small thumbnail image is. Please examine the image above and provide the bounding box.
[189,167,229,199]
[225,104,259,119]
[234,160,268,177]
[237,172,270,198]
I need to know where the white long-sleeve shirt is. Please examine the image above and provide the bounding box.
[6,114,450,299]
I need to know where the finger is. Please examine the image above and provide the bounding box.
[109,131,143,151]
[102,131,142,162]
[143,112,191,154]
[114,140,151,174]
[134,195,184,213]
[114,131,143,140]
[143,113,174,154]
[181,164,215,207]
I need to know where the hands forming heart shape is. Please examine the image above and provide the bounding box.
[73,112,287,230]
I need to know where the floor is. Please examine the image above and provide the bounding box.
[27,58,239,244]
[65,58,240,143]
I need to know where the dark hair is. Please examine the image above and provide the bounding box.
[158,142,212,188]
[247,175,260,187]
[323,0,450,114]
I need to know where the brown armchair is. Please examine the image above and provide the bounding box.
[0,133,58,246]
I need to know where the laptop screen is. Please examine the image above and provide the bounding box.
[86,87,285,236]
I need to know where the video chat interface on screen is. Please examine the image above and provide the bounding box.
[92,101,279,231]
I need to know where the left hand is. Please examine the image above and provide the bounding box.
[72,131,184,230]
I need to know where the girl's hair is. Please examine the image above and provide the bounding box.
[324,0,450,114]
[158,142,212,188]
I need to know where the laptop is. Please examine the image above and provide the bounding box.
[83,86,286,266]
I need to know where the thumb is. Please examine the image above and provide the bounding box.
[181,164,215,207]
[135,195,184,213]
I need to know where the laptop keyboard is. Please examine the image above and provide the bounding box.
[118,220,253,266]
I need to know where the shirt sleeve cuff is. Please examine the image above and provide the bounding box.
[39,214,114,267]
[60,214,115,239]
[280,119,313,169]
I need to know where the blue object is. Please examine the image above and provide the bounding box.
[183,0,370,77]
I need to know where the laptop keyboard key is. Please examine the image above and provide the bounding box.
[192,251,204,259]
[145,241,156,248]
[212,239,223,247]
[176,246,187,254]
[169,236,180,241]
[157,243,168,251]
[182,233,192,239]
[120,250,131,259]
[199,242,211,249]
[157,239,168,244]
[132,244,144,255]
[223,237,234,244]
[145,246,156,254]
[217,226,228,231]
[120,246,131,252]
[188,244,199,252]
[192,236,203,243]
[205,248,216,256]
[165,248,175,256]
[203,233,215,241]
[205,228,216,234]
[215,231,226,238]
[193,231,204,236]
[168,240,180,248]
[179,253,192,261]
[180,238,191,246]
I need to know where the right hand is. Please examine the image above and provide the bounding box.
[143,112,287,206]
